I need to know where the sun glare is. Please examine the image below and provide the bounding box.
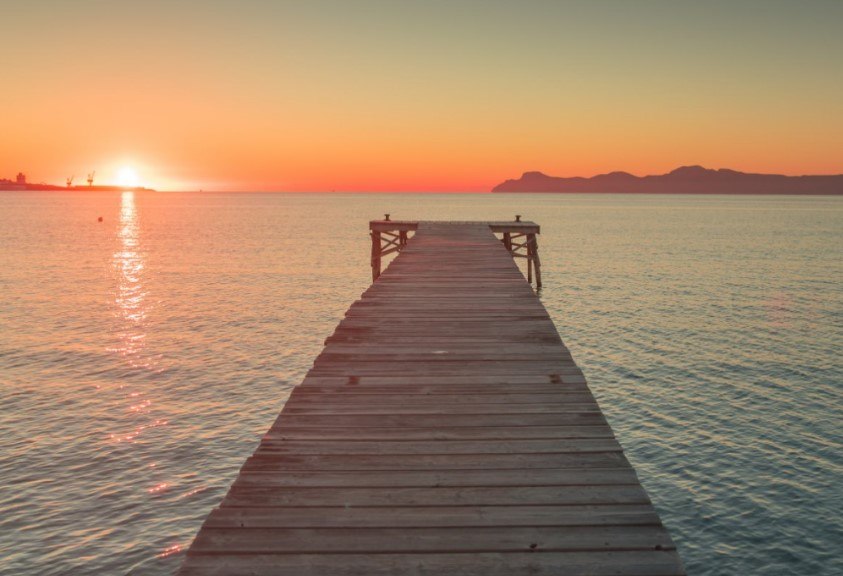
[117,166,140,188]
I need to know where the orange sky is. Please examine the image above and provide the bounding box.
[2,1,841,191]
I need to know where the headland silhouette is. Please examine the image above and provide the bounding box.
[493,166,843,194]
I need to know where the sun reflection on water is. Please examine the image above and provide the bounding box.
[157,543,184,559]
[106,192,177,554]
[107,191,167,448]
[112,191,149,363]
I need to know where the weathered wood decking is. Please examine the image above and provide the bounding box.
[178,220,684,576]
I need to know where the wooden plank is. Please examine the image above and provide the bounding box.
[306,363,582,376]
[279,403,601,415]
[263,425,616,441]
[288,390,596,403]
[203,504,662,528]
[190,525,674,553]
[232,468,639,488]
[240,452,630,471]
[324,335,565,344]
[298,374,587,386]
[179,551,684,576]
[322,344,567,354]
[253,438,622,455]
[273,413,608,428]
[313,355,573,365]
[294,384,585,393]
[292,384,590,395]
[221,484,651,507]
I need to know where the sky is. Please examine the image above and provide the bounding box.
[1,0,841,191]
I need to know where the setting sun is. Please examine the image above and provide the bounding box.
[117,166,140,188]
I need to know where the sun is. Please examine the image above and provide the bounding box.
[117,166,140,188]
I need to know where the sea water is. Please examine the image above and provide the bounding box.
[1,191,841,575]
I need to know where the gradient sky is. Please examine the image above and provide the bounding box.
[2,0,841,191]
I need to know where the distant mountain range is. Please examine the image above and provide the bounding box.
[492,166,843,194]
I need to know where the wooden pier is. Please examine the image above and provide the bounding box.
[178,219,684,576]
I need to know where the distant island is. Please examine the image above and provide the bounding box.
[492,166,843,195]
[0,172,154,192]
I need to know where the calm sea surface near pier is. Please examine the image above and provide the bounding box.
[1,191,841,575]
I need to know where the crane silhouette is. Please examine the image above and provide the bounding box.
[87,171,95,187]
[66,175,74,188]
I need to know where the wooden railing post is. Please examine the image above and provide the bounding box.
[527,243,533,284]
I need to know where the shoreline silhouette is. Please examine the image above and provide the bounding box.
[0,182,155,192]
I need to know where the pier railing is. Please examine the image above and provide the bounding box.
[370,215,542,287]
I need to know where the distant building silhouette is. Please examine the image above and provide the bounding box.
[16,172,26,184]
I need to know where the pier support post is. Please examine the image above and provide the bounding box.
[527,233,542,288]
[371,231,382,282]
[527,247,533,284]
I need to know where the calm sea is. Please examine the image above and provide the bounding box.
[0,191,841,575]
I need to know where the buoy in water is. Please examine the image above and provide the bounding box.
[98,216,103,222]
